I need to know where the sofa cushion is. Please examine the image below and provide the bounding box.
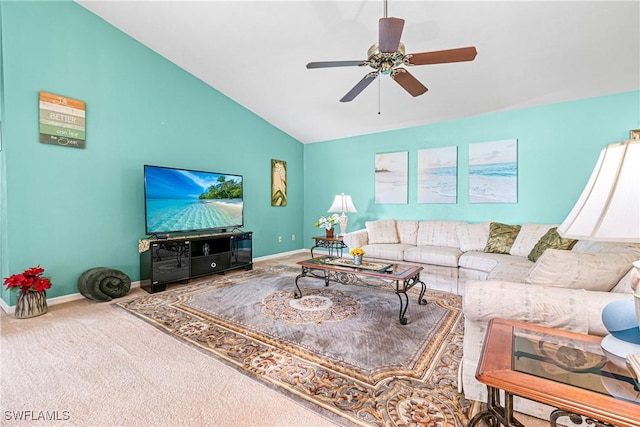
[457,222,490,252]
[484,222,521,254]
[459,251,501,273]
[527,227,578,262]
[458,251,533,283]
[525,249,637,291]
[403,245,462,267]
[342,229,368,249]
[397,220,419,245]
[365,219,399,244]
[610,267,640,294]
[417,221,464,248]
[361,243,412,261]
[572,240,640,256]
[487,257,534,282]
[509,223,556,257]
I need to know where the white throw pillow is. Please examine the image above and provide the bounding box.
[509,223,556,257]
[457,222,490,252]
[525,249,637,291]
[365,219,399,244]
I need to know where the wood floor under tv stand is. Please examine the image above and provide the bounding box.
[139,231,253,294]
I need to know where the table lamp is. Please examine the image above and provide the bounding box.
[557,138,640,366]
[328,193,357,237]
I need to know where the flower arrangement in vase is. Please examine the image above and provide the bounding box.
[314,214,340,238]
[350,248,366,266]
[3,265,51,318]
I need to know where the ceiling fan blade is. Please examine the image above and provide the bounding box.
[407,46,477,66]
[379,17,405,53]
[306,60,367,69]
[392,69,428,97]
[340,73,378,102]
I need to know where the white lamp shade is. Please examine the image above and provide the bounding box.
[328,193,357,213]
[557,140,640,243]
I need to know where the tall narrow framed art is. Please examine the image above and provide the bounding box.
[469,139,518,203]
[375,151,408,204]
[271,159,287,206]
[418,146,457,203]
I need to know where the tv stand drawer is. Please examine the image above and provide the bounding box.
[191,253,230,276]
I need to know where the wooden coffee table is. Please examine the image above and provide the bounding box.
[295,257,427,325]
[470,318,640,427]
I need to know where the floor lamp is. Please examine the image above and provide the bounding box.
[328,193,357,237]
[557,138,640,366]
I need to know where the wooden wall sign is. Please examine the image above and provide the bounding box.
[39,91,86,148]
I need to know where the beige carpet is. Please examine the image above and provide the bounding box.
[0,253,548,426]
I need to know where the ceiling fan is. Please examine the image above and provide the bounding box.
[306,1,478,103]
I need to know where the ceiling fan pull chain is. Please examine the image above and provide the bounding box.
[378,77,381,115]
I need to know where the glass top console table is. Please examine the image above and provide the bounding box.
[310,236,347,258]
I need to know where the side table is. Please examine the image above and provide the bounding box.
[469,318,639,427]
[310,236,347,258]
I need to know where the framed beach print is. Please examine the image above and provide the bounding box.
[469,139,518,203]
[271,159,287,206]
[375,151,408,204]
[418,146,457,203]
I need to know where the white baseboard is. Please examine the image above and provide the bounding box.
[254,248,307,261]
[0,281,142,314]
[0,249,310,314]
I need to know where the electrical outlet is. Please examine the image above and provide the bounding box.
[292,234,296,241]
[278,236,282,243]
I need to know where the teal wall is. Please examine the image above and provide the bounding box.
[0,1,304,303]
[304,91,640,238]
[1,1,638,305]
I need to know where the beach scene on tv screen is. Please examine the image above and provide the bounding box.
[145,166,243,233]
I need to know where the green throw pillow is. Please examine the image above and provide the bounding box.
[484,222,521,254]
[528,227,578,262]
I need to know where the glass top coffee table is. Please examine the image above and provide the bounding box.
[295,257,427,325]
[470,318,640,427]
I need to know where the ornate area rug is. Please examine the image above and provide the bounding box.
[117,265,473,426]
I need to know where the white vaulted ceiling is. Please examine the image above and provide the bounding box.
[76,1,640,143]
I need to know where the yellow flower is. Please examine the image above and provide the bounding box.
[349,248,365,256]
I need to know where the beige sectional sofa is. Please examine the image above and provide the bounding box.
[342,218,640,419]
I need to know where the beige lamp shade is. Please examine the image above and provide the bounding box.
[328,194,357,214]
[557,140,640,243]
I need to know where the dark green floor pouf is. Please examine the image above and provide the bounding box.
[78,267,131,302]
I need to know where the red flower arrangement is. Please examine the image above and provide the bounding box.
[3,266,52,293]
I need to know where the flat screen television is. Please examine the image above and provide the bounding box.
[144,165,244,235]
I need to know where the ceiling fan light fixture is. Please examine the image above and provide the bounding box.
[306,3,477,103]
[381,61,394,75]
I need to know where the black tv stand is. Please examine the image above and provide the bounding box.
[139,231,252,293]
